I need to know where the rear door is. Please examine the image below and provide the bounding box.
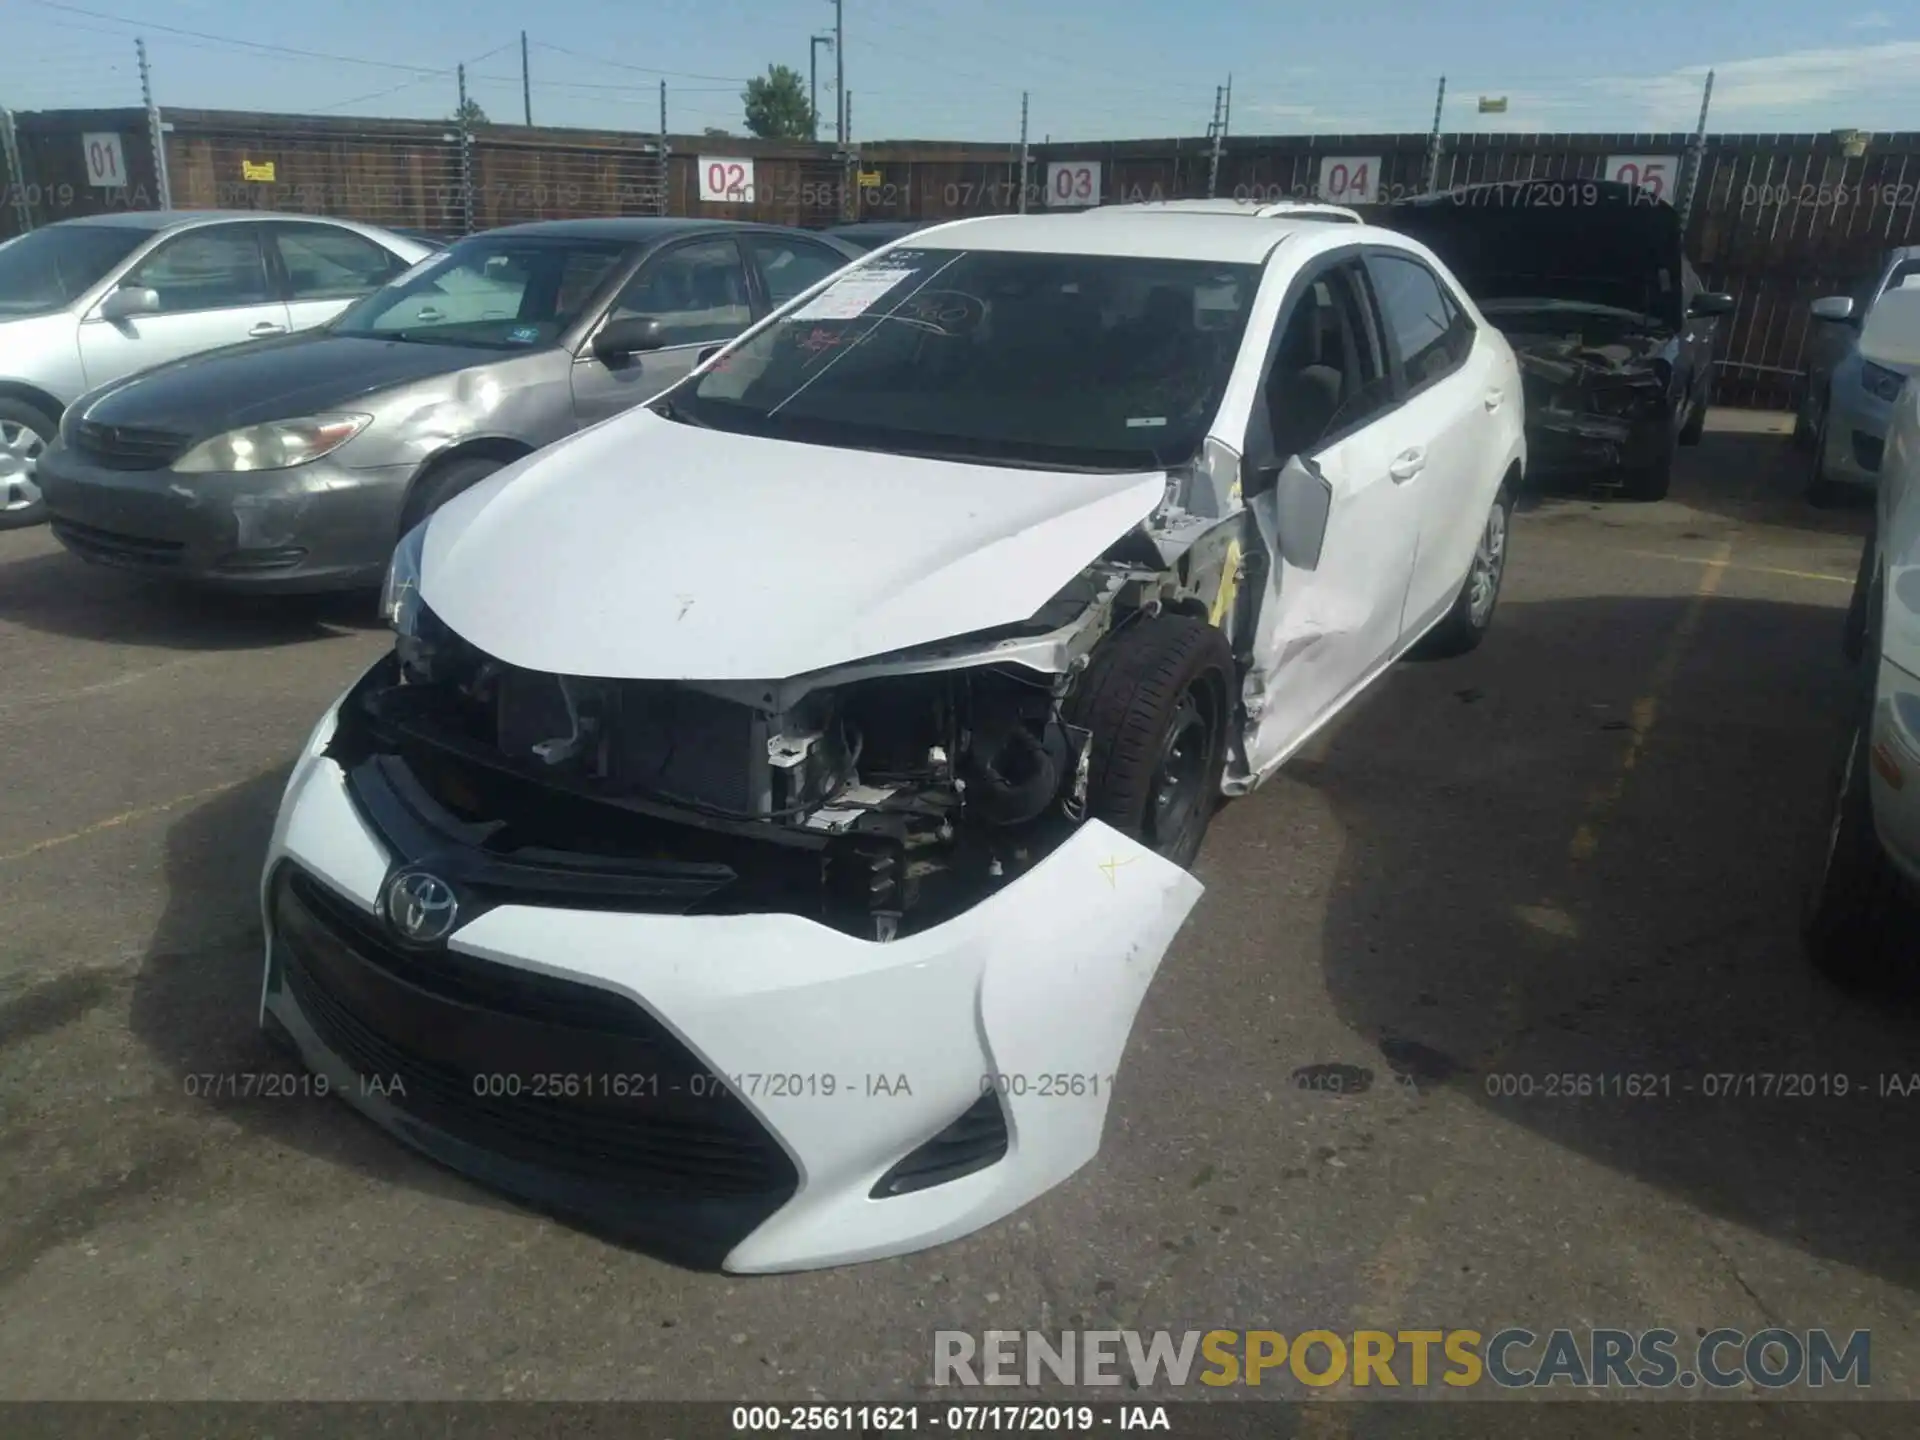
[571,235,755,426]
[270,221,412,333]
[77,221,291,390]
[1365,247,1496,636]
[740,231,855,315]
[1240,253,1418,779]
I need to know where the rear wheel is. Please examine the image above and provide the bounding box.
[1066,614,1234,869]
[0,397,56,531]
[1414,479,1512,659]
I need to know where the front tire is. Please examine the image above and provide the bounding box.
[398,455,507,536]
[0,397,56,531]
[1804,708,1914,990]
[1619,436,1674,501]
[1415,480,1512,659]
[1066,613,1234,869]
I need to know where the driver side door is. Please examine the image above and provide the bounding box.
[1239,253,1420,781]
[77,222,292,391]
[571,236,754,426]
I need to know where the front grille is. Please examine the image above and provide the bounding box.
[73,419,192,470]
[272,865,797,1198]
[51,518,184,566]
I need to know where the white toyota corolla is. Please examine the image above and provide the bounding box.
[260,210,1526,1272]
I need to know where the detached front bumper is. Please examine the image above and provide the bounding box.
[259,686,1204,1273]
[1521,408,1671,478]
[38,444,410,592]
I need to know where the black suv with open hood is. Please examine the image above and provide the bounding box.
[1380,179,1733,501]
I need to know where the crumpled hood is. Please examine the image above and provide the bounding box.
[418,408,1169,680]
[1491,306,1672,387]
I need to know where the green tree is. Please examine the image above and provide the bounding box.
[453,97,488,128]
[741,64,814,140]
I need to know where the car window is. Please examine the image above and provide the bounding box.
[610,238,752,347]
[744,234,848,307]
[0,224,147,317]
[124,225,273,313]
[1368,253,1463,389]
[331,236,628,349]
[274,224,402,301]
[1264,260,1395,457]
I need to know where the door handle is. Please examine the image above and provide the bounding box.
[1484,388,1504,411]
[1388,449,1426,482]
[248,322,288,337]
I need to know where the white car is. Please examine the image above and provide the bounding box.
[259,210,1525,1271]
[0,211,431,528]
[1807,283,1920,981]
[1092,198,1365,224]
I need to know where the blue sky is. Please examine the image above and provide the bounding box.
[5,0,1920,141]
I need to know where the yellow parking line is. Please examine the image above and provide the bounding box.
[1617,547,1848,585]
[0,777,247,865]
[1567,542,1730,863]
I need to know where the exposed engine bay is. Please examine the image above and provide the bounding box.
[331,455,1252,945]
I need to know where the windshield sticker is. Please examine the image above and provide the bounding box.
[506,324,541,344]
[790,265,920,320]
[1127,417,1169,428]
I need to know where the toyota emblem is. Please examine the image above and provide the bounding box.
[384,869,459,944]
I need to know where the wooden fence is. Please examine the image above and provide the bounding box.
[7,107,1920,407]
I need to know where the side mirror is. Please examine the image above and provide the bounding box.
[1859,286,1920,371]
[98,285,160,322]
[1248,454,1334,572]
[593,315,666,362]
[1689,292,1735,317]
[1810,295,1857,325]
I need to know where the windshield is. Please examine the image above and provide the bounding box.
[659,248,1259,470]
[0,225,148,317]
[330,235,630,348]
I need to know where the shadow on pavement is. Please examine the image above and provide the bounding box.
[1301,590,1920,1292]
[123,767,520,1219]
[0,549,380,652]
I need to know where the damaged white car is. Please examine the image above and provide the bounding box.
[259,211,1526,1272]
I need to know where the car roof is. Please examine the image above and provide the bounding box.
[46,209,420,239]
[482,217,817,243]
[1090,199,1364,223]
[901,210,1350,263]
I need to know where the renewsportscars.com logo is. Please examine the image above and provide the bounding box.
[932,1328,1872,1390]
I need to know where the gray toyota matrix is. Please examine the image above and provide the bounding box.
[38,217,860,591]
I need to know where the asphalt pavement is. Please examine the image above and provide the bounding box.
[1,411,1915,1409]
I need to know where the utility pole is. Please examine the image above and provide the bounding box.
[0,107,32,232]
[810,34,834,143]
[830,0,845,146]
[1423,76,1447,194]
[136,37,171,209]
[1206,76,1231,198]
[1018,91,1031,213]
[457,63,474,234]
[521,31,532,126]
[1679,69,1714,227]
[657,80,669,216]
[845,91,853,143]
